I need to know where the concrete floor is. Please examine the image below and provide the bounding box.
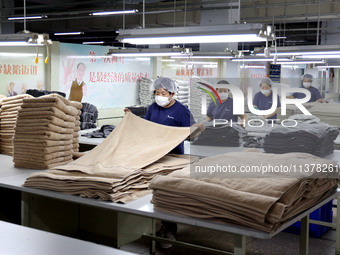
[120,207,338,255]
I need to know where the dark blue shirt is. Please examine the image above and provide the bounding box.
[207,98,238,122]
[292,86,322,102]
[144,101,195,154]
[253,91,281,120]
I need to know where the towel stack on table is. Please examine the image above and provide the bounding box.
[189,77,210,123]
[263,123,339,157]
[0,94,33,155]
[308,103,340,127]
[23,112,198,203]
[138,77,154,106]
[193,122,246,147]
[174,80,189,106]
[72,102,82,153]
[150,151,338,233]
[13,94,82,169]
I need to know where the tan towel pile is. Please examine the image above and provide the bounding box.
[13,94,82,169]
[308,103,340,127]
[0,94,34,155]
[150,151,338,233]
[23,112,198,203]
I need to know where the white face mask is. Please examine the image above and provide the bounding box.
[303,82,311,88]
[219,92,229,100]
[155,96,170,107]
[261,89,270,95]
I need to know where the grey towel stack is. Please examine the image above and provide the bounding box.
[0,94,33,155]
[13,94,82,169]
[80,102,98,130]
[245,116,277,135]
[193,122,246,147]
[308,103,340,127]
[264,123,339,157]
[189,77,210,123]
[138,77,154,106]
[174,80,189,106]
[288,114,320,124]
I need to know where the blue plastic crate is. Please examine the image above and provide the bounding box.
[283,200,333,238]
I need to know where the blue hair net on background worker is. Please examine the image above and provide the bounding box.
[290,74,324,103]
[253,77,281,120]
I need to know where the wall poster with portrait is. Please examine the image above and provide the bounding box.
[0,51,46,98]
[59,43,153,109]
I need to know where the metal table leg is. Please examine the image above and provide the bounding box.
[149,219,156,255]
[234,234,246,255]
[300,215,309,255]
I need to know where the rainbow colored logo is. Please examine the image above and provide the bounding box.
[196,82,222,106]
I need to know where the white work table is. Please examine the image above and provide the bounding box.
[0,220,135,255]
[0,154,340,255]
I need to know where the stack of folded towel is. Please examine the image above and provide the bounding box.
[13,94,82,169]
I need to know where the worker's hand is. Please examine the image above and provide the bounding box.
[317,98,324,103]
[286,96,294,99]
[124,108,131,114]
[196,122,205,132]
[189,123,205,139]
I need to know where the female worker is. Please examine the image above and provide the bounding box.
[144,77,195,154]
[290,74,324,103]
[206,80,247,123]
[129,77,197,248]
[253,77,281,120]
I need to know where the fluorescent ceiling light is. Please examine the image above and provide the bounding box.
[82,41,104,44]
[108,48,189,57]
[259,51,340,56]
[171,51,233,59]
[240,65,266,69]
[298,55,340,59]
[232,58,290,62]
[282,65,305,69]
[135,57,150,61]
[91,9,138,16]
[256,45,340,56]
[181,61,218,65]
[0,41,42,46]
[8,15,46,20]
[54,32,83,36]
[316,65,340,68]
[0,52,43,57]
[0,32,50,46]
[120,34,266,45]
[277,60,325,65]
[162,59,176,62]
[117,24,274,45]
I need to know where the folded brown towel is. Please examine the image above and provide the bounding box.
[13,144,73,154]
[38,93,82,109]
[1,94,33,103]
[14,149,72,161]
[15,159,73,170]
[22,97,79,116]
[14,131,73,141]
[13,139,73,147]
[17,109,75,122]
[16,115,76,129]
[15,123,74,134]
[150,151,338,233]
